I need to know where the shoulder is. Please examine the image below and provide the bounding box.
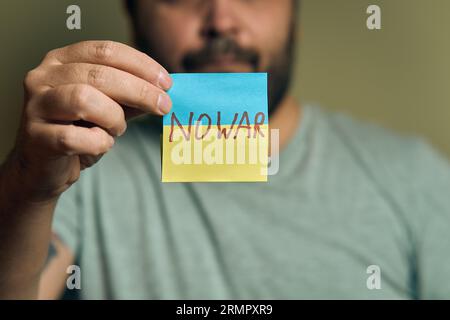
[309,105,450,234]
[309,105,450,221]
[308,105,450,182]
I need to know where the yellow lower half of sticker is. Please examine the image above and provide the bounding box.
[162,124,269,182]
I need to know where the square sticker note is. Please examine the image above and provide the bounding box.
[162,73,269,182]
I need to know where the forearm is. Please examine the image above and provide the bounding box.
[0,153,58,299]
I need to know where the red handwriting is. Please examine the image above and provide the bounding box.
[169,111,266,142]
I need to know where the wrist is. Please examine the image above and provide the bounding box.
[0,149,60,211]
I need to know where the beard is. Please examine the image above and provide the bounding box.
[133,26,296,115]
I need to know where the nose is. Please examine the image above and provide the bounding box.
[202,0,239,38]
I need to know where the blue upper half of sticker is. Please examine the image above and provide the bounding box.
[163,73,268,126]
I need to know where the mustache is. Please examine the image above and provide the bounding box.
[182,37,260,71]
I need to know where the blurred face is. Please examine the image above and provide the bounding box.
[130,0,297,112]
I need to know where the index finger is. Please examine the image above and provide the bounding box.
[44,41,173,91]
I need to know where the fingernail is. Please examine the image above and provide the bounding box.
[157,93,172,115]
[158,69,172,91]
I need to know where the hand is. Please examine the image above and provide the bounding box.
[9,40,172,203]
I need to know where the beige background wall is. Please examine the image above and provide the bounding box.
[1,0,449,161]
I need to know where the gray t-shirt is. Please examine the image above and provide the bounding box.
[53,104,450,299]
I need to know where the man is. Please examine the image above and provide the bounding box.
[0,0,449,299]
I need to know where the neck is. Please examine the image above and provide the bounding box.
[268,94,302,153]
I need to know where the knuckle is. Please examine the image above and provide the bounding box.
[56,127,75,155]
[101,138,111,153]
[43,48,59,62]
[70,84,90,109]
[69,85,91,119]
[23,95,41,119]
[17,123,38,152]
[22,122,36,141]
[92,41,115,62]
[23,68,43,92]
[139,83,151,104]
[89,128,111,156]
[94,139,109,156]
[87,66,107,88]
